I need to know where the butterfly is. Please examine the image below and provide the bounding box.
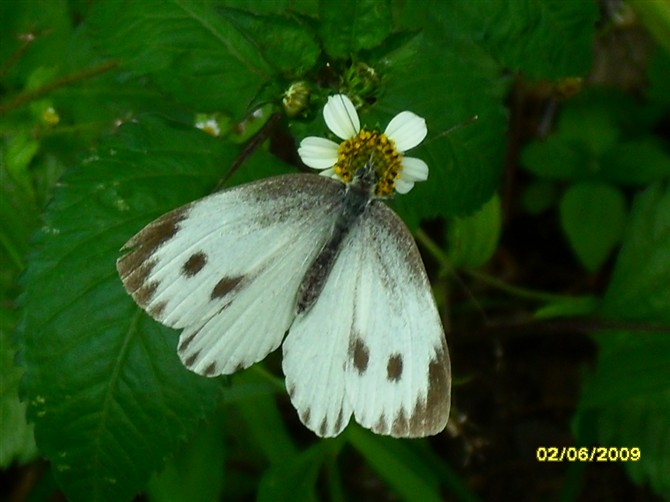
[117,94,451,437]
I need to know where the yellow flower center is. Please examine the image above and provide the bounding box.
[333,130,403,197]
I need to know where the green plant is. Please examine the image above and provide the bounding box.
[2,1,668,500]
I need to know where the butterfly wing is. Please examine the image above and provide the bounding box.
[283,201,450,437]
[117,174,344,376]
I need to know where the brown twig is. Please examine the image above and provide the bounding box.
[0,60,120,116]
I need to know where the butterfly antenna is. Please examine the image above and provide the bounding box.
[216,112,283,190]
[424,115,479,146]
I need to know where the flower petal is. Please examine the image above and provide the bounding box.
[298,137,339,169]
[400,156,429,182]
[384,111,427,152]
[318,167,338,178]
[323,94,360,140]
[394,178,414,194]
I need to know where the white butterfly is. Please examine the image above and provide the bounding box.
[117,94,451,437]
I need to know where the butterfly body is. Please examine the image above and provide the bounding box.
[297,161,376,314]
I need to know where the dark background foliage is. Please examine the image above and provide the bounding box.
[1,0,669,500]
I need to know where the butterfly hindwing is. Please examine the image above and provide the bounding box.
[117,174,344,376]
[283,201,450,437]
[346,202,450,437]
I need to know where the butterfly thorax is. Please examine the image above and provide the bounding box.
[334,130,402,198]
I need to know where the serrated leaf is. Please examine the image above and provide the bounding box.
[0,0,73,84]
[88,0,274,115]
[574,182,670,499]
[574,332,670,499]
[374,32,507,220]
[16,118,245,501]
[601,182,670,322]
[222,8,319,75]
[0,328,37,467]
[319,0,392,58]
[559,182,627,272]
[454,0,597,79]
[447,194,501,268]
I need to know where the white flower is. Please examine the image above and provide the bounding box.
[298,94,429,196]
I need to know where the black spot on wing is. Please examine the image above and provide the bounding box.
[121,258,157,295]
[375,413,387,433]
[184,350,200,369]
[135,281,159,307]
[387,353,403,382]
[319,417,329,437]
[349,336,369,374]
[300,407,311,426]
[203,362,217,377]
[178,330,199,353]
[405,342,451,437]
[117,206,189,282]
[391,408,409,436]
[334,408,345,433]
[211,276,244,300]
[182,251,207,277]
[148,301,167,319]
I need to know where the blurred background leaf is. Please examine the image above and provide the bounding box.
[2,0,669,500]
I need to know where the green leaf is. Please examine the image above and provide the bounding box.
[559,182,627,272]
[319,0,392,58]
[574,182,670,499]
[447,194,501,268]
[520,179,559,215]
[574,333,670,499]
[348,427,442,502]
[629,0,670,55]
[446,0,598,79]
[233,372,297,466]
[601,139,670,186]
[4,131,39,199]
[521,103,620,182]
[88,0,274,115]
[600,182,670,322]
[257,441,333,502]
[647,48,670,109]
[534,296,599,320]
[0,160,39,274]
[221,9,320,75]
[375,31,507,220]
[16,118,242,502]
[521,136,589,181]
[0,0,73,85]
[146,410,226,502]
[0,327,37,467]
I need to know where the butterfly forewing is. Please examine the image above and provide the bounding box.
[283,201,450,438]
[117,174,345,376]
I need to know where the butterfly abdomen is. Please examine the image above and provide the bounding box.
[295,183,371,315]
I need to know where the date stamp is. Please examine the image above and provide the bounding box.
[536,446,641,462]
